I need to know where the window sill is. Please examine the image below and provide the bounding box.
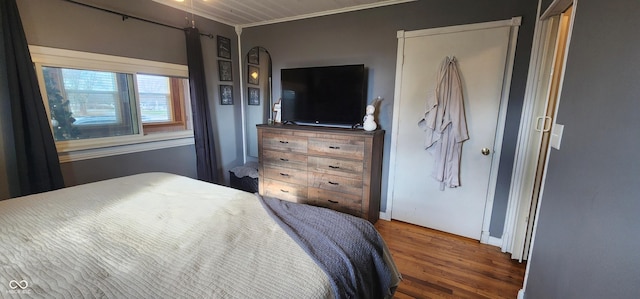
[57,131,194,163]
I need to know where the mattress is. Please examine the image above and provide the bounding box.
[0,172,359,298]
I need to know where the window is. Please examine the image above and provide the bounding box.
[135,74,190,134]
[137,74,172,123]
[30,46,193,161]
[43,67,139,140]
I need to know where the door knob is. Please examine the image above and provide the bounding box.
[481,148,491,156]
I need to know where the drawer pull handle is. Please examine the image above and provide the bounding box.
[279,140,289,144]
[279,173,290,177]
[328,165,340,169]
[329,146,341,149]
[280,189,289,193]
[328,181,339,185]
[328,200,339,204]
[280,158,289,162]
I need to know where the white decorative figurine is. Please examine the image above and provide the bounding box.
[272,98,282,124]
[363,104,377,131]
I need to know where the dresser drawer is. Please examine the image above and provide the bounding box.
[308,172,363,196]
[263,132,307,153]
[263,150,307,171]
[258,125,383,223]
[263,165,307,185]
[308,137,364,160]
[306,187,363,217]
[263,178,307,202]
[308,156,363,179]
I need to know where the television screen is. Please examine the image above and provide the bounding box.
[281,64,366,127]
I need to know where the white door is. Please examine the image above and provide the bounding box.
[388,20,519,240]
[509,4,574,261]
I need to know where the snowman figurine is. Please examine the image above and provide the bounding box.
[362,104,377,131]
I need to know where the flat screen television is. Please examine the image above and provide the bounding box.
[281,64,367,127]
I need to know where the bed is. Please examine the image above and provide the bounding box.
[0,172,400,298]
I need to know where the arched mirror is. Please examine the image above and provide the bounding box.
[244,46,272,160]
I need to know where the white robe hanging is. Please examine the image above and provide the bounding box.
[418,56,469,189]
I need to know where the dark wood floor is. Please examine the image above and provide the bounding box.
[375,220,526,299]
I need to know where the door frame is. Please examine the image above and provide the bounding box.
[383,17,521,246]
[503,0,576,262]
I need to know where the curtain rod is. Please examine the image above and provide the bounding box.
[62,0,215,39]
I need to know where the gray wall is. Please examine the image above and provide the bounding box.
[61,146,197,186]
[14,0,243,186]
[241,0,538,237]
[525,0,640,298]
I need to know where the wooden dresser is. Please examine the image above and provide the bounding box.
[257,124,384,223]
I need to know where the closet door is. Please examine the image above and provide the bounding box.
[388,19,518,240]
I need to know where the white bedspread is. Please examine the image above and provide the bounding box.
[0,173,335,298]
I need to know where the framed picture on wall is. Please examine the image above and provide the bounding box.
[248,87,260,105]
[219,85,233,105]
[218,60,232,81]
[248,65,259,85]
[217,36,231,59]
[248,48,259,65]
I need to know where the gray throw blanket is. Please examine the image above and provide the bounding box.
[258,195,394,299]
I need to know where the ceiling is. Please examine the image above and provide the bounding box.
[152,0,416,28]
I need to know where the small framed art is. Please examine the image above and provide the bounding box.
[248,87,260,105]
[248,65,259,85]
[218,60,232,81]
[248,48,259,65]
[219,85,233,105]
[217,36,231,59]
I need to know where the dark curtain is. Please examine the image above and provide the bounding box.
[1,0,64,196]
[184,27,219,184]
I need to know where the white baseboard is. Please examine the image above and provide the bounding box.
[379,211,391,221]
[517,289,525,299]
[488,236,503,247]
[481,231,491,243]
[481,231,503,247]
